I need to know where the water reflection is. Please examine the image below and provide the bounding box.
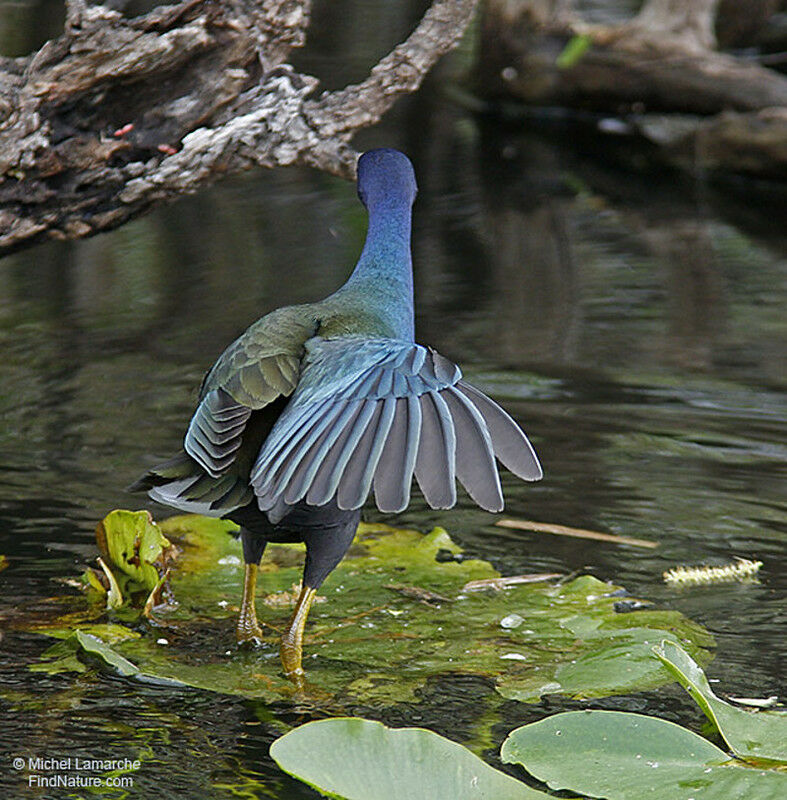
[0,0,64,57]
[0,42,785,800]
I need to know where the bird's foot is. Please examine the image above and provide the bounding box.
[281,630,306,684]
[236,562,265,647]
[235,598,264,647]
[280,585,317,686]
[283,662,306,692]
[236,611,265,647]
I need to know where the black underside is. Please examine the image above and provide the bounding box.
[228,499,361,589]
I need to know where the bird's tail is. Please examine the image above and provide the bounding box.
[128,452,252,517]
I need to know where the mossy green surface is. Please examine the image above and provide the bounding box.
[31,512,714,706]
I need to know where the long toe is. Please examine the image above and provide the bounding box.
[236,616,265,647]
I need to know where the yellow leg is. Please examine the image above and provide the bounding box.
[236,563,265,646]
[280,585,317,684]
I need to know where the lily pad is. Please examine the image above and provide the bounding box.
[271,717,549,800]
[495,582,714,701]
[29,513,713,705]
[501,710,787,800]
[654,640,787,763]
[33,630,140,677]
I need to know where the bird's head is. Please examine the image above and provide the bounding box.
[357,149,417,209]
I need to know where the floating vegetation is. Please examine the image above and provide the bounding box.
[88,509,177,612]
[653,639,787,762]
[263,583,327,608]
[22,512,715,706]
[663,558,762,585]
[272,643,787,800]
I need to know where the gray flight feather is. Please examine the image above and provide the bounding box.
[443,387,503,511]
[414,391,457,508]
[373,395,421,512]
[337,396,397,509]
[456,381,542,481]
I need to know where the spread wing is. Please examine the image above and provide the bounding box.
[250,336,542,515]
[183,306,317,479]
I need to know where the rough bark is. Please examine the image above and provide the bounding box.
[0,0,478,255]
[480,0,787,114]
[477,0,787,178]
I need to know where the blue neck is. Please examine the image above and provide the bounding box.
[336,195,415,341]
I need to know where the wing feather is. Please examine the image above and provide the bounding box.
[268,400,362,506]
[338,397,397,509]
[212,478,254,510]
[185,389,252,477]
[414,392,457,508]
[373,395,421,512]
[302,401,378,507]
[443,387,503,511]
[248,338,542,516]
[456,381,542,480]
[181,308,316,479]
[252,398,345,493]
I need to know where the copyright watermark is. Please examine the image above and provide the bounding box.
[11,755,140,790]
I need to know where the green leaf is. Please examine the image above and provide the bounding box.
[556,34,592,69]
[97,555,124,609]
[271,718,549,800]
[30,639,90,675]
[28,514,714,706]
[551,625,696,698]
[501,710,787,800]
[654,640,787,762]
[96,509,173,592]
[496,591,713,701]
[34,623,141,644]
[70,630,140,677]
[32,629,140,677]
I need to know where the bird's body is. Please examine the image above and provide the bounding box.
[131,149,542,683]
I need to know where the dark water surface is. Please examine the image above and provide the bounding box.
[1,7,786,799]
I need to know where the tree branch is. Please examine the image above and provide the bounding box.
[476,0,787,177]
[305,0,478,136]
[628,0,721,53]
[0,0,478,256]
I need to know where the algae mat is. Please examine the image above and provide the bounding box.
[31,512,714,706]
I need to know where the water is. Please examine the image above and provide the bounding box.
[1,4,786,798]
